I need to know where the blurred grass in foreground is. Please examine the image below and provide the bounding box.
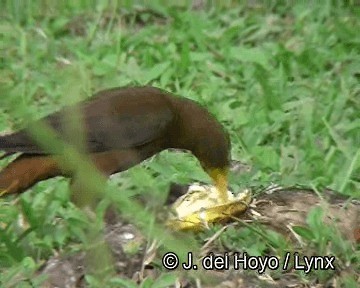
[0,0,359,286]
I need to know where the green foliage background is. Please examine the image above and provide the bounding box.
[0,0,359,286]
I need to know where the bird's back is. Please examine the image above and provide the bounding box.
[0,86,176,155]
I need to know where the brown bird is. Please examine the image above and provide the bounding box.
[0,86,230,203]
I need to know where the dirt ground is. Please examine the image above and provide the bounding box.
[39,183,359,287]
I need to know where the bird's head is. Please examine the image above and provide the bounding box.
[177,102,231,203]
[170,96,232,203]
[195,128,231,204]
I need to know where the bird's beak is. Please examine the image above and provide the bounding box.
[208,168,229,203]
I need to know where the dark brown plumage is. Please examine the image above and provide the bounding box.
[0,86,231,202]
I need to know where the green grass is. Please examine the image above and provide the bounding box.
[0,0,359,287]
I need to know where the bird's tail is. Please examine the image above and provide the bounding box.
[0,132,41,154]
[0,155,61,195]
[0,151,15,160]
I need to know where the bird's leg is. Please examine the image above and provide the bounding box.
[208,168,229,204]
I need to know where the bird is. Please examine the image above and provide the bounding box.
[0,86,231,204]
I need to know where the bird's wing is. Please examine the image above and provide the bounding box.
[83,93,174,151]
[0,87,175,154]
